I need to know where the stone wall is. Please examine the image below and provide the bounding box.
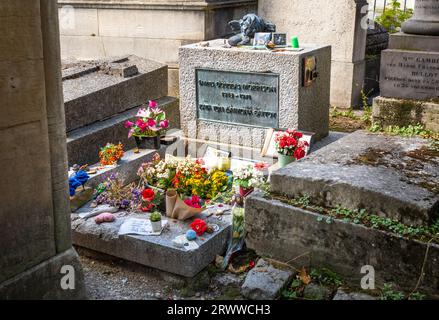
[259,0,368,108]
[58,0,258,96]
[0,0,85,299]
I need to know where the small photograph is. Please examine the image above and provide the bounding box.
[253,32,272,46]
[272,33,287,46]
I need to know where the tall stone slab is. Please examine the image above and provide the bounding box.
[259,0,368,108]
[373,0,439,131]
[0,0,85,299]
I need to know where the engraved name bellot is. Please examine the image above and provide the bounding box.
[381,52,439,99]
[196,69,280,128]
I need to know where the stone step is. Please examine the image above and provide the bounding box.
[72,206,231,278]
[245,190,439,298]
[270,131,439,227]
[66,96,179,166]
[63,55,168,132]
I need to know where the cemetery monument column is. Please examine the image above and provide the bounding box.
[0,0,85,299]
[372,0,439,131]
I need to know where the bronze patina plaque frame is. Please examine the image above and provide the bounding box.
[195,68,280,128]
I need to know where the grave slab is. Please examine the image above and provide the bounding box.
[63,55,168,132]
[72,206,232,278]
[270,131,439,227]
[245,190,439,298]
[66,96,179,166]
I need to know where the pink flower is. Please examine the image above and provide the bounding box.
[124,121,134,129]
[136,108,150,118]
[160,119,169,129]
[128,128,134,138]
[147,118,156,127]
[149,100,158,108]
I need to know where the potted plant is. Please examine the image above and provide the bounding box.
[233,164,264,197]
[99,142,124,166]
[150,211,162,232]
[274,129,309,168]
[125,100,169,150]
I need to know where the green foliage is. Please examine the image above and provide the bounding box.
[330,106,358,119]
[150,211,162,222]
[278,193,439,244]
[375,0,413,33]
[380,283,405,300]
[408,292,426,300]
[368,122,439,141]
[361,89,373,124]
[310,268,343,287]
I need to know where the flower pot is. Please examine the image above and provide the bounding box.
[135,136,161,150]
[278,153,295,168]
[150,220,162,232]
[239,186,254,197]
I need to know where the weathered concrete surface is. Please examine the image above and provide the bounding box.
[72,207,231,277]
[0,248,86,299]
[270,131,439,227]
[373,96,439,132]
[241,259,293,300]
[245,191,439,298]
[389,32,439,52]
[332,288,376,300]
[58,0,258,95]
[179,40,331,147]
[63,56,168,132]
[66,96,179,166]
[259,0,368,107]
[0,0,85,299]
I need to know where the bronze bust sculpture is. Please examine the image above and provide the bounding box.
[228,14,276,46]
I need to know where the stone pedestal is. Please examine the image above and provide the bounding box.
[179,40,331,149]
[373,0,439,129]
[402,0,439,36]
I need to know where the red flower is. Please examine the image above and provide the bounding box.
[286,137,298,147]
[293,131,303,139]
[140,203,154,212]
[294,147,306,160]
[184,195,202,208]
[249,260,256,269]
[147,118,156,127]
[190,219,207,236]
[142,188,155,202]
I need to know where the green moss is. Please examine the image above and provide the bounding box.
[268,193,439,244]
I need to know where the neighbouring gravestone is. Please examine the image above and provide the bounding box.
[179,39,331,149]
[63,55,180,166]
[373,0,439,131]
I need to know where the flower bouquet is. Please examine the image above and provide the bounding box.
[125,100,169,150]
[139,187,164,212]
[233,164,265,197]
[274,129,309,168]
[99,142,124,166]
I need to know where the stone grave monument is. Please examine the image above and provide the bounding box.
[179,39,331,151]
[373,0,439,131]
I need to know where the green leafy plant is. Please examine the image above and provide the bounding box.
[380,283,405,300]
[271,193,439,244]
[310,268,343,287]
[150,211,162,222]
[408,292,426,300]
[375,0,413,33]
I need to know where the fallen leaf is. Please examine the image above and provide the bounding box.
[299,267,311,285]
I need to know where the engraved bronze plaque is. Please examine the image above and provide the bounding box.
[196,68,279,128]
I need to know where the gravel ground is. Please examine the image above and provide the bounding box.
[77,247,224,300]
